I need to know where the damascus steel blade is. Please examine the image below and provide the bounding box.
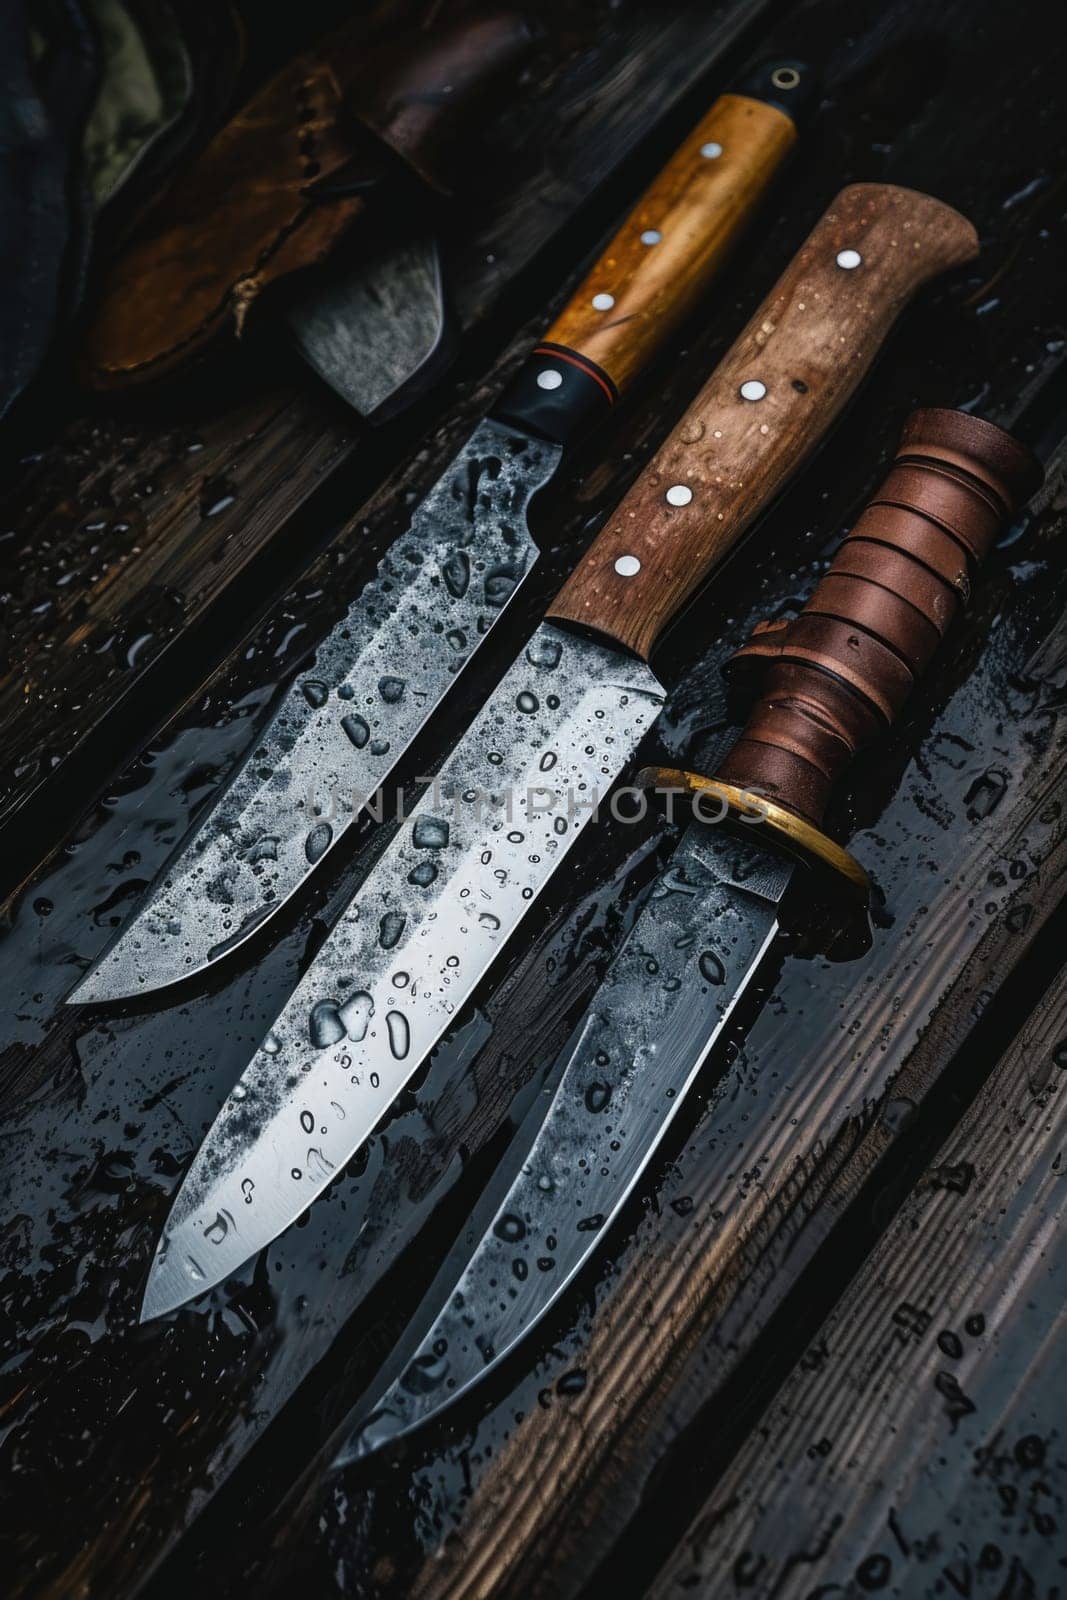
[140,625,664,1319]
[72,419,562,1003]
[287,232,455,421]
[338,828,789,1457]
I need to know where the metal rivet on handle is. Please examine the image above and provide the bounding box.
[666,485,693,507]
[836,248,862,269]
[614,555,642,577]
[700,142,723,159]
[591,293,615,311]
[740,380,767,402]
[641,229,662,245]
[536,369,563,391]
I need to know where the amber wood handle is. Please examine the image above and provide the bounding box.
[713,408,1043,825]
[547,184,981,660]
[492,63,808,444]
[545,93,797,391]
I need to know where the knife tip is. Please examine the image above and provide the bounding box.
[67,949,192,1004]
[139,1256,197,1323]
[138,1288,163,1324]
[66,965,140,1005]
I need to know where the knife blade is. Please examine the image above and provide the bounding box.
[287,229,458,423]
[72,63,807,1004]
[135,186,982,1320]
[335,406,1043,1457]
[344,827,789,1456]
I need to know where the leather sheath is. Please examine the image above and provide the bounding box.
[80,7,534,389]
[715,409,1043,826]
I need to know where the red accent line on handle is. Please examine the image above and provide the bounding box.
[534,343,618,405]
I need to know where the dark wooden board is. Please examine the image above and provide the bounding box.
[0,0,1064,1597]
[648,962,1067,1599]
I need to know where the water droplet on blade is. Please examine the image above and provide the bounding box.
[243,835,279,864]
[413,816,449,849]
[341,714,370,749]
[338,990,374,1042]
[526,635,562,669]
[386,1010,410,1060]
[699,950,726,985]
[442,549,470,598]
[306,1147,336,1182]
[585,1081,612,1112]
[485,567,516,607]
[309,999,346,1048]
[305,821,333,863]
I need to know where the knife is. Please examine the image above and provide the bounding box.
[72,61,810,1003]
[133,184,981,1321]
[335,406,1043,1455]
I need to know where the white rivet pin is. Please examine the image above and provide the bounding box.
[700,141,723,159]
[536,369,563,391]
[666,484,693,507]
[641,229,662,246]
[614,555,641,577]
[740,380,767,402]
[591,292,615,311]
[836,248,863,270]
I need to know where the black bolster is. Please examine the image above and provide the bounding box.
[491,343,617,446]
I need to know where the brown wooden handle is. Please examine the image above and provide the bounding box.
[491,66,809,446]
[542,91,798,396]
[713,408,1042,825]
[547,184,980,660]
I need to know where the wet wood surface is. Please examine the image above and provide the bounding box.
[0,0,1064,1597]
[647,960,1067,1598]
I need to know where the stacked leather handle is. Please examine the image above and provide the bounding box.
[713,408,1043,828]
